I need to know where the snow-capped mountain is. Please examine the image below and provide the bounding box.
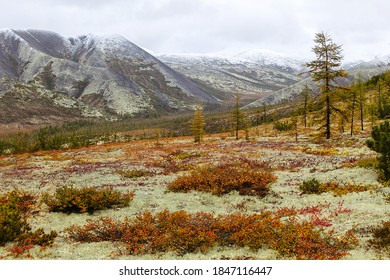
[1,28,389,125]
[348,54,390,69]
[233,49,305,71]
[244,57,390,109]
[157,50,304,100]
[159,49,305,71]
[0,29,218,124]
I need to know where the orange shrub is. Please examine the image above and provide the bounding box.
[320,181,378,196]
[0,189,38,218]
[42,186,134,214]
[300,179,378,196]
[65,209,358,259]
[168,163,276,197]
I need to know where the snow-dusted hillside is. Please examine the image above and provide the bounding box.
[349,54,390,69]
[157,50,304,99]
[1,28,389,123]
[159,49,305,71]
[0,29,218,122]
[244,61,390,109]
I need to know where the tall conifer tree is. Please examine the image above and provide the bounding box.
[231,94,245,140]
[305,32,347,139]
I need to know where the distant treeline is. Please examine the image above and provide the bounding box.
[0,110,236,154]
[0,117,187,154]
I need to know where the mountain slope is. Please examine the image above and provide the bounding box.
[349,54,390,69]
[0,29,218,123]
[157,50,304,101]
[244,57,390,108]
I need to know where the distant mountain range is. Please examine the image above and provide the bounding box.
[158,50,390,109]
[0,28,389,126]
[244,55,390,109]
[157,50,304,100]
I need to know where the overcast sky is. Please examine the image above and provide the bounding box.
[1,0,390,61]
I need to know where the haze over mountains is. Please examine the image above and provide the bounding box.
[0,28,389,126]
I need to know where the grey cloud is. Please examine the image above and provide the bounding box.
[2,0,390,60]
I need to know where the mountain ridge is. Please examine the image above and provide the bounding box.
[0,29,219,125]
[1,28,390,127]
[157,50,304,101]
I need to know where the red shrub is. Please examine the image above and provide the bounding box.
[168,163,276,197]
[65,209,358,259]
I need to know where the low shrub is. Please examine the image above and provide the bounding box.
[0,196,30,246]
[299,178,322,194]
[368,221,390,256]
[65,209,358,259]
[117,169,153,179]
[300,179,378,196]
[42,186,134,214]
[0,190,57,251]
[273,121,293,131]
[320,181,378,196]
[354,157,379,169]
[147,155,186,175]
[167,163,276,197]
[171,150,205,160]
[0,189,39,219]
[303,147,337,156]
[384,193,390,203]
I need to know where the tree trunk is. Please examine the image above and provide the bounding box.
[326,94,331,139]
[350,91,356,136]
[304,94,308,128]
[360,102,364,131]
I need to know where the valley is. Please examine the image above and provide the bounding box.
[0,29,389,260]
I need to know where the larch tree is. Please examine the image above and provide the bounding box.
[262,102,268,124]
[230,94,246,140]
[191,106,206,144]
[349,83,358,136]
[305,32,347,139]
[301,84,311,128]
[355,78,366,131]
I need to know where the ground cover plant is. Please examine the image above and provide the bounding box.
[273,121,294,131]
[0,190,57,257]
[384,193,390,203]
[299,178,378,196]
[167,162,276,197]
[117,169,154,179]
[42,186,134,214]
[368,221,390,257]
[65,209,358,260]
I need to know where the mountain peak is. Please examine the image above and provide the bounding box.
[158,49,305,71]
[0,28,218,123]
